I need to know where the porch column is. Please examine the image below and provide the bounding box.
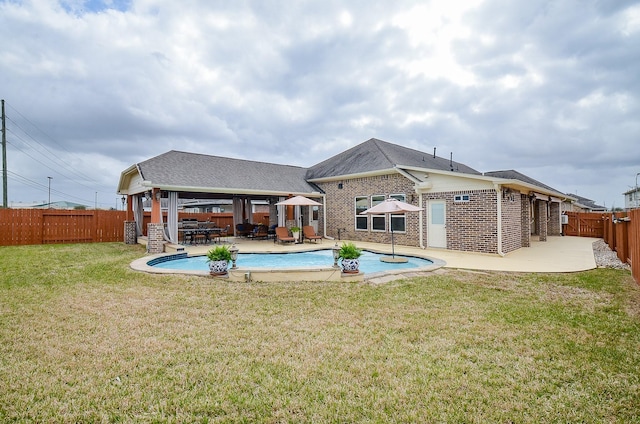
[150,188,162,223]
[537,200,547,242]
[521,194,530,247]
[549,202,561,236]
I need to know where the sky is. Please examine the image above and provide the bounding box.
[1,0,639,210]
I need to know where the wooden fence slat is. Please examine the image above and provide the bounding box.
[0,209,126,246]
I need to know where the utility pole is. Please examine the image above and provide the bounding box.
[47,177,52,208]
[2,99,7,208]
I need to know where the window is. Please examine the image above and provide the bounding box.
[371,195,386,231]
[355,196,368,230]
[454,194,470,202]
[389,194,406,232]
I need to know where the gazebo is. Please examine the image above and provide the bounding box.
[117,150,324,252]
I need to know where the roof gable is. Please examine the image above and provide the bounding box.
[306,138,480,180]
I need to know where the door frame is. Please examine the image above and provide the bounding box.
[427,199,447,248]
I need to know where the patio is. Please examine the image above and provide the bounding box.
[138,235,599,283]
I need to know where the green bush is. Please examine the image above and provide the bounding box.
[206,245,232,262]
[338,242,362,259]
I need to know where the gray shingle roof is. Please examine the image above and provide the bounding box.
[138,151,319,194]
[306,138,481,180]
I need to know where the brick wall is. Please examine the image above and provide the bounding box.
[520,194,531,247]
[537,200,548,241]
[317,173,536,255]
[316,174,420,246]
[147,223,165,254]
[549,202,561,236]
[501,189,523,254]
[424,189,499,253]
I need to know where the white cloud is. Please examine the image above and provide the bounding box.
[0,0,638,209]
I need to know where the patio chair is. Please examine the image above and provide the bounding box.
[275,226,295,244]
[302,226,322,243]
[218,224,231,242]
[250,224,269,240]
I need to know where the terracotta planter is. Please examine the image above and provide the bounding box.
[209,260,229,276]
[341,258,360,274]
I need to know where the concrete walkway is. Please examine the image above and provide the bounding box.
[175,235,598,274]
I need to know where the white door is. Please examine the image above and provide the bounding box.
[309,206,319,232]
[428,200,446,248]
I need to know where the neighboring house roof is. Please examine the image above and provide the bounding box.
[31,201,88,209]
[568,194,607,211]
[306,138,481,180]
[126,150,321,196]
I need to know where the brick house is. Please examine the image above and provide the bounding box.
[118,138,573,255]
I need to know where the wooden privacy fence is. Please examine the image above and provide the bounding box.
[0,209,272,246]
[563,211,604,237]
[603,210,640,284]
[0,209,127,246]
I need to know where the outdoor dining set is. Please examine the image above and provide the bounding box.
[179,219,230,245]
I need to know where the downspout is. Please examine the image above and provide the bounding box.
[322,194,334,240]
[419,192,425,249]
[494,183,505,257]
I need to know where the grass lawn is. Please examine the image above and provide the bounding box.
[1,243,639,423]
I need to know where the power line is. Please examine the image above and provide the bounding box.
[3,101,116,201]
[7,170,102,205]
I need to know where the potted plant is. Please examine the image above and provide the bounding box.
[290,226,301,241]
[338,242,362,274]
[206,245,232,276]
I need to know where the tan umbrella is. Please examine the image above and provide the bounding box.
[275,195,322,206]
[275,196,323,242]
[360,198,423,261]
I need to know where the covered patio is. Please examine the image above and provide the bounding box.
[117,151,325,253]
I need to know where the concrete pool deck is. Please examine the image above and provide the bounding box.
[134,235,599,283]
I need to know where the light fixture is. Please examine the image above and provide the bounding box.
[229,244,239,269]
[155,190,162,201]
[144,191,151,201]
[332,242,341,268]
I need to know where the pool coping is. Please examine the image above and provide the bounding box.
[130,246,447,283]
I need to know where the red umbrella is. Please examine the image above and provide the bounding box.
[360,198,423,260]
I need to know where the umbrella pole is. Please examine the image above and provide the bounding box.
[391,227,395,258]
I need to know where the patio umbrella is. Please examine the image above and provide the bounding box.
[360,198,423,262]
[275,196,323,242]
[274,195,322,206]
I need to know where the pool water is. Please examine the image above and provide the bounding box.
[151,249,433,274]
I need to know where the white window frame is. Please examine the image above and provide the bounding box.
[371,194,386,232]
[389,194,407,233]
[454,194,471,203]
[355,196,368,231]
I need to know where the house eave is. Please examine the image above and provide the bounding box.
[307,168,396,183]
[145,183,323,198]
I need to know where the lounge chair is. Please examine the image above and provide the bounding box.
[302,226,322,243]
[275,227,295,244]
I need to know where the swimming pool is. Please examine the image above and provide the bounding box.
[150,249,434,274]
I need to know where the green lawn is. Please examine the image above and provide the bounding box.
[1,243,639,423]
